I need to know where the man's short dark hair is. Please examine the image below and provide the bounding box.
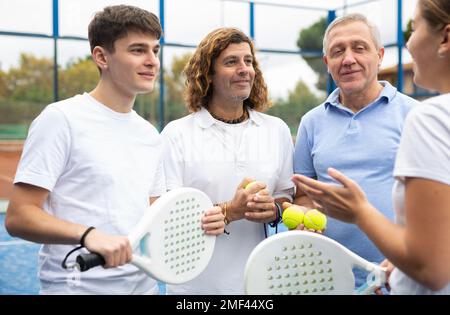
[88,5,162,53]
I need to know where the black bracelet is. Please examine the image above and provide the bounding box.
[80,226,96,247]
[269,203,282,228]
[61,226,95,269]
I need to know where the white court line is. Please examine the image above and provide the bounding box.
[0,200,8,213]
[0,240,35,246]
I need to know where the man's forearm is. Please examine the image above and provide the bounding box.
[6,203,87,245]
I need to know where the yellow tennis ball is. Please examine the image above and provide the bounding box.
[303,209,327,231]
[245,181,258,190]
[282,205,305,230]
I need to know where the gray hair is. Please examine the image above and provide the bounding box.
[322,13,382,55]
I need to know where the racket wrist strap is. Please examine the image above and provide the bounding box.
[61,226,95,269]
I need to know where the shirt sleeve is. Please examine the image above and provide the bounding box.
[273,122,295,201]
[14,106,71,191]
[161,126,185,190]
[394,105,450,186]
[294,117,317,178]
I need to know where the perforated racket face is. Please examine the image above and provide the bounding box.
[138,188,215,284]
[245,231,355,295]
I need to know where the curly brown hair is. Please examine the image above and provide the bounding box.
[184,27,270,113]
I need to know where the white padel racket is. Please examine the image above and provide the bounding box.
[245,231,386,295]
[75,187,216,284]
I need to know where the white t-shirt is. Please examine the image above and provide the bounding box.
[161,107,295,294]
[14,93,166,294]
[390,93,450,294]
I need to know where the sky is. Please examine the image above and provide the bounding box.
[0,0,418,98]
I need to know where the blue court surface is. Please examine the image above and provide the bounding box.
[0,212,168,294]
[0,212,40,294]
[1,203,285,295]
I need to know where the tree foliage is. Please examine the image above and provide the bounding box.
[267,80,323,136]
[297,17,328,91]
[0,68,7,101]
[0,52,189,128]
[404,19,413,43]
[5,53,53,103]
[59,56,99,99]
[164,53,190,123]
[0,51,322,137]
[0,54,53,124]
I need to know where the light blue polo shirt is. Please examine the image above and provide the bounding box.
[294,81,418,286]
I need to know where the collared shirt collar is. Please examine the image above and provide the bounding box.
[324,80,397,110]
[195,106,263,129]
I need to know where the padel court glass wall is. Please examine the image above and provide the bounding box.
[0,0,420,138]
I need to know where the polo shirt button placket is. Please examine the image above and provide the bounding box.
[348,118,359,133]
[235,159,244,174]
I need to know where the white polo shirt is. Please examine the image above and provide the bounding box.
[161,107,294,294]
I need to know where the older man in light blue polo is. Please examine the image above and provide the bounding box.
[292,13,419,288]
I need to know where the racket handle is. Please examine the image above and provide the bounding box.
[76,253,105,271]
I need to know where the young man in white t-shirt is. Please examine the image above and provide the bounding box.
[5,5,225,295]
